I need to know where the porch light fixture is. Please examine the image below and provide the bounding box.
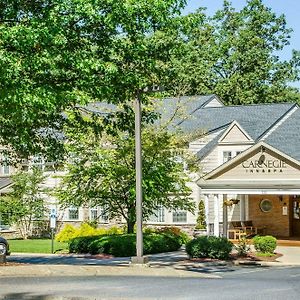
[229,199,240,205]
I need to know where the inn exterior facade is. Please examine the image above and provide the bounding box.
[2,94,300,238]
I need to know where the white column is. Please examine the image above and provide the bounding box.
[214,194,220,237]
[223,194,228,238]
[204,194,209,235]
[240,194,246,221]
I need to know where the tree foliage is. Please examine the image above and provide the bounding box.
[57,126,195,233]
[0,0,186,158]
[0,168,47,239]
[167,0,300,104]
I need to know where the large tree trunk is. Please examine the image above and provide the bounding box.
[127,219,135,234]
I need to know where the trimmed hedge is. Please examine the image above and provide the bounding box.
[69,233,183,257]
[253,235,277,254]
[186,236,233,260]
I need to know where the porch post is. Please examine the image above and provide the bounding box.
[213,194,220,237]
[223,194,228,238]
[204,194,209,235]
[240,194,246,221]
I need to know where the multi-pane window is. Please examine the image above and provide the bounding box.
[172,210,187,223]
[149,206,165,223]
[223,151,232,163]
[90,208,98,221]
[68,207,79,220]
[1,154,10,175]
[32,155,44,170]
[223,151,243,163]
[99,207,109,223]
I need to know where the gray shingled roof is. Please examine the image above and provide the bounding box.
[177,103,296,140]
[266,108,300,161]
[196,130,226,160]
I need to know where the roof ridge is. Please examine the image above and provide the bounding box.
[200,102,296,109]
[257,103,299,141]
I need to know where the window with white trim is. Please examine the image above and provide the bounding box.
[223,150,243,163]
[172,210,187,223]
[2,154,10,175]
[90,208,98,221]
[149,205,165,222]
[68,207,79,220]
[99,206,109,223]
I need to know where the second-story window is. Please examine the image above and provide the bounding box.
[223,151,243,163]
[223,151,232,163]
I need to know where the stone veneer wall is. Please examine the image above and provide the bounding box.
[248,195,290,237]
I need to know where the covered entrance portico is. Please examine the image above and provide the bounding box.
[197,142,300,239]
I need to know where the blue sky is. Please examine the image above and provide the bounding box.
[183,0,300,88]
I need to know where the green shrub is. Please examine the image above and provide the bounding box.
[69,235,102,253]
[56,224,123,243]
[156,227,191,244]
[69,233,183,257]
[186,236,233,260]
[55,224,77,242]
[253,235,277,254]
[235,237,250,257]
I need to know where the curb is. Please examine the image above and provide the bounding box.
[0,264,221,279]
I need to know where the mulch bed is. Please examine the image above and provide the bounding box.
[232,252,282,262]
[188,252,282,263]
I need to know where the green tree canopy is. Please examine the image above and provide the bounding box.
[0,0,187,159]
[0,168,47,239]
[57,126,196,233]
[167,0,300,104]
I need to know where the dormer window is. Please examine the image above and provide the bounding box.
[223,151,243,163]
[223,151,233,163]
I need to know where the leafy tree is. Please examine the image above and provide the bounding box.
[0,168,47,239]
[0,0,187,159]
[167,0,300,104]
[195,200,206,230]
[57,127,195,234]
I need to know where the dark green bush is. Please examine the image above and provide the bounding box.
[253,235,277,254]
[69,236,101,253]
[69,233,183,257]
[186,236,233,260]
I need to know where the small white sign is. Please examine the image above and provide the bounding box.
[50,208,57,229]
[282,206,288,216]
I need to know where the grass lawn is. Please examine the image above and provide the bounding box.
[8,239,68,254]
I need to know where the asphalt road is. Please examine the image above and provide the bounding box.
[1,266,300,300]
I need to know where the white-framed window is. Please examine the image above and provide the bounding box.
[223,150,243,163]
[99,206,109,223]
[90,208,98,221]
[68,207,79,220]
[31,155,44,170]
[223,151,232,163]
[149,205,165,223]
[172,210,187,223]
[1,154,10,175]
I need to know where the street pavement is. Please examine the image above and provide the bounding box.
[1,245,300,279]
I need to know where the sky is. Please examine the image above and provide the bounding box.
[183,0,300,88]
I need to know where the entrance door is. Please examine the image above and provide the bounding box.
[291,197,300,236]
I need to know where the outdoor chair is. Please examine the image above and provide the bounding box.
[228,221,247,240]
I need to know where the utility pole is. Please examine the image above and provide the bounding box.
[131,92,148,264]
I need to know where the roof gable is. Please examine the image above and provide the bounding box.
[202,141,300,181]
[219,121,253,144]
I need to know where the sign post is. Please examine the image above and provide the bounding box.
[50,208,57,254]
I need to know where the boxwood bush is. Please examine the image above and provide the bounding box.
[253,235,277,254]
[186,236,233,260]
[69,233,183,257]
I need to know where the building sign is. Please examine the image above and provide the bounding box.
[242,154,287,174]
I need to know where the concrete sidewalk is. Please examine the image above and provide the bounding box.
[1,245,300,278]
